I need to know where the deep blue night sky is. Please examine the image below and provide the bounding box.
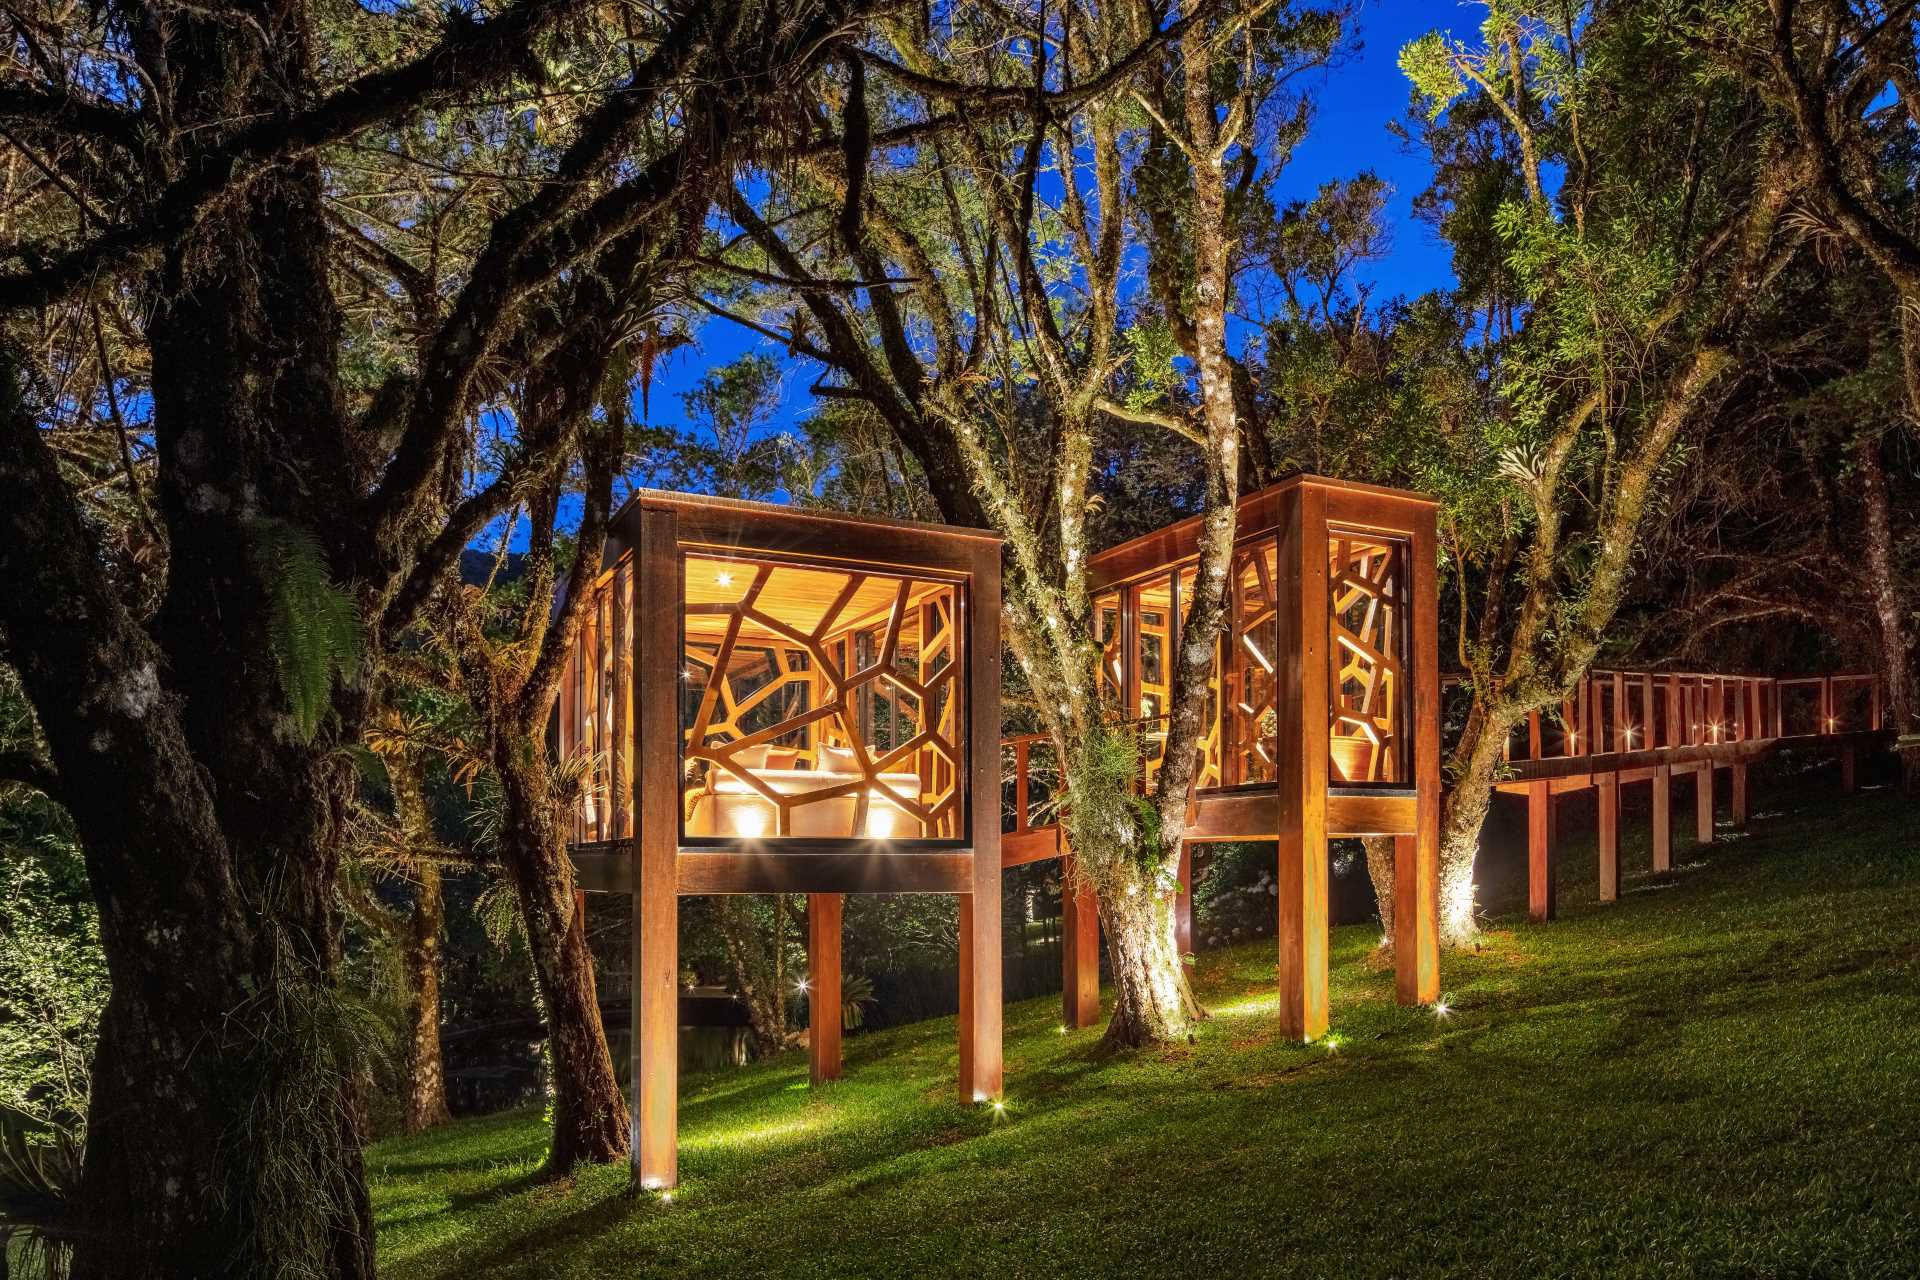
[506,1,1461,543]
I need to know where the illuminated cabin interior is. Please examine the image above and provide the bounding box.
[556,490,1002,1192]
[1006,474,1444,1041]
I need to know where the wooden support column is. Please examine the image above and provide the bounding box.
[1730,762,1749,829]
[1060,853,1101,1030]
[807,893,843,1085]
[1695,759,1715,846]
[1841,746,1858,795]
[1527,781,1554,923]
[1597,772,1620,903]
[632,506,680,1189]
[1651,762,1672,874]
[959,541,1003,1101]
[1278,495,1330,1042]
[1393,498,1442,1004]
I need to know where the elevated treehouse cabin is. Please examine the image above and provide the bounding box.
[554,476,1448,1184]
[557,492,1003,1190]
[1003,475,1444,1039]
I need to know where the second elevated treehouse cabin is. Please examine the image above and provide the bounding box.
[1004,475,1444,1040]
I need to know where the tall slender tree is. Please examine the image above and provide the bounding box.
[707,0,1345,1044]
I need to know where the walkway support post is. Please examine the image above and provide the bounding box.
[1527,780,1553,923]
[1597,772,1620,902]
[1652,762,1673,873]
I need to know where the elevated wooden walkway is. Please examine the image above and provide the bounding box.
[1003,667,1888,1027]
[1489,669,1885,920]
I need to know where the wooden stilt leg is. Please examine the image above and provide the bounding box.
[1695,763,1715,846]
[1277,833,1329,1041]
[1841,746,1857,795]
[1731,763,1749,829]
[633,507,678,1190]
[958,885,1002,1102]
[1060,855,1100,1030]
[1277,488,1330,1042]
[1396,501,1442,1007]
[1652,763,1672,874]
[1392,831,1439,1005]
[1527,780,1553,923]
[807,893,842,1085]
[1597,772,1620,903]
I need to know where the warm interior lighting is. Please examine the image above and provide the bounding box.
[733,807,768,838]
[866,803,894,839]
[715,568,733,588]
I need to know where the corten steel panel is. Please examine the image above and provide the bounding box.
[604,488,998,579]
[674,851,973,895]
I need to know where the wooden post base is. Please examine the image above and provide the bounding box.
[1695,763,1715,846]
[1841,746,1858,795]
[808,893,843,1085]
[1731,763,1749,829]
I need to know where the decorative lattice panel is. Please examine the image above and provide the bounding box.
[1328,534,1407,784]
[680,553,965,840]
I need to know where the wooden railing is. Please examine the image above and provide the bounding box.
[1501,668,1883,765]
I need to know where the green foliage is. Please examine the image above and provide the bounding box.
[840,974,877,1033]
[1121,317,1182,412]
[250,519,364,744]
[223,971,391,1280]
[1399,31,1465,121]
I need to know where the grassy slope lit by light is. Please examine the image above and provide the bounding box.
[372,780,1920,1279]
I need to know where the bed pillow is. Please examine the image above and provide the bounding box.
[816,744,862,774]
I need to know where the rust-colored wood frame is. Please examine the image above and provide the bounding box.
[577,491,1003,1190]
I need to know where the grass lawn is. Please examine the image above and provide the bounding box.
[372,781,1920,1278]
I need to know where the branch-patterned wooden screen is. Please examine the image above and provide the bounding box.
[1328,533,1409,785]
[1223,538,1281,787]
[679,551,966,842]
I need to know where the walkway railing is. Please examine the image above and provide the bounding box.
[1002,667,1887,935]
[1501,669,1882,766]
